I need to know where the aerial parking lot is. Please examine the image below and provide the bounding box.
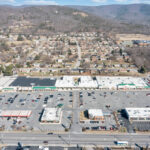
[78,90,150,132]
[0,90,150,133]
[0,91,73,132]
[79,91,150,111]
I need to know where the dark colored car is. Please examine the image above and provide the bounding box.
[43,141,48,144]
[50,95,53,98]
[47,132,53,135]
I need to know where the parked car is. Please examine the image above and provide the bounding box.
[50,95,53,98]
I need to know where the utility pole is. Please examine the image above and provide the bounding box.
[146,144,149,150]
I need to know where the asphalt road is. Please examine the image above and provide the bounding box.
[0,132,150,147]
[74,40,81,68]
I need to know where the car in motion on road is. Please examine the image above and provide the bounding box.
[146,93,150,96]
[43,140,48,144]
[47,132,53,135]
[114,141,128,146]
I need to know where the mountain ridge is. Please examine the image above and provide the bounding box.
[0,5,149,34]
[69,4,150,25]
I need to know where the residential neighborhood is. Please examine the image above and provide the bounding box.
[1,30,148,77]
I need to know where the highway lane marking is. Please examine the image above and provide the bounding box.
[2,137,150,143]
[2,134,150,139]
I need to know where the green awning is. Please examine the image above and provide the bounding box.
[145,86,150,89]
[32,86,56,90]
[3,88,14,90]
[118,83,135,86]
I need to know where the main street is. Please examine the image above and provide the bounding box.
[0,132,150,147]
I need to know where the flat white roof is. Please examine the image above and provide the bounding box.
[55,76,76,88]
[88,109,103,118]
[41,108,61,122]
[78,76,98,88]
[0,76,16,87]
[125,108,150,118]
[56,76,98,88]
[96,76,147,89]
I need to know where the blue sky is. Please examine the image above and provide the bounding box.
[0,0,150,6]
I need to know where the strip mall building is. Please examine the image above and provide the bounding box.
[0,76,149,92]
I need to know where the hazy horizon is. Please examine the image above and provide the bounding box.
[0,0,150,6]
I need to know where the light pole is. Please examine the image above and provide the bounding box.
[67,118,72,145]
[129,133,132,148]
[69,128,71,145]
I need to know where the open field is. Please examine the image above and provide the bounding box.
[116,34,150,41]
